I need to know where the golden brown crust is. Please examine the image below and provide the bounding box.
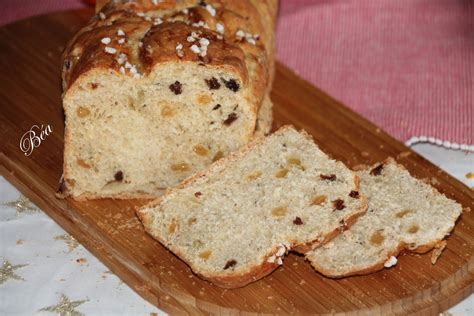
[200,260,279,289]
[311,244,407,278]
[139,21,246,77]
[69,191,159,201]
[62,0,277,95]
[314,236,450,278]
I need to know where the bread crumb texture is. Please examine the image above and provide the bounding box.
[61,0,277,199]
[138,126,367,287]
[307,159,462,277]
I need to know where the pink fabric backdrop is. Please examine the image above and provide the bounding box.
[1,0,472,146]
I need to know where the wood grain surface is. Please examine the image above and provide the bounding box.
[0,9,473,315]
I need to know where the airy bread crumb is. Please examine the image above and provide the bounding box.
[137,126,367,288]
[307,158,462,277]
[60,0,279,199]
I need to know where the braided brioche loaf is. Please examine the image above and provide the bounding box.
[60,0,278,199]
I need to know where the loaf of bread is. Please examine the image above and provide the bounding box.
[60,0,278,199]
[307,158,462,277]
[137,126,368,288]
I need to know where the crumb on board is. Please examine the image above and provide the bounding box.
[397,151,411,159]
[431,240,447,264]
[76,258,87,264]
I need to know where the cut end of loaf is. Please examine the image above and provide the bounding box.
[137,126,367,287]
[60,0,277,200]
[62,62,257,199]
[307,159,463,278]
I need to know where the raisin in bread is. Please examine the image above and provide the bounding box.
[307,158,462,277]
[60,0,278,199]
[137,126,368,288]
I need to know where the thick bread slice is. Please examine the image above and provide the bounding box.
[137,126,367,288]
[307,158,462,278]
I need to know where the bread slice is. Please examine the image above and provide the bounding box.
[137,126,367,288]
[254,93,273,137]
[60,0,278,199]
[306,158,462,277]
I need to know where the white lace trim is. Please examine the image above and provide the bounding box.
[405,136,474,152]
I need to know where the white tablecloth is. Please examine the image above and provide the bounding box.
[1,143,473,315]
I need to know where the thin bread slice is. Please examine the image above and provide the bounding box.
[307,158,462,278]
[137,126,367,288]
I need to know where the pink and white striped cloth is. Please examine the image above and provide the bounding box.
[277,0,473,150]
[1,0,473,148]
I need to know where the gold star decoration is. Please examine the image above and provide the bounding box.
[38,294,88,316]
[0,259,28,285]
[1,194,40,216]
[54,234,80,253]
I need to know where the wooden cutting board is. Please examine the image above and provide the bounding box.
[0,9,473,315]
